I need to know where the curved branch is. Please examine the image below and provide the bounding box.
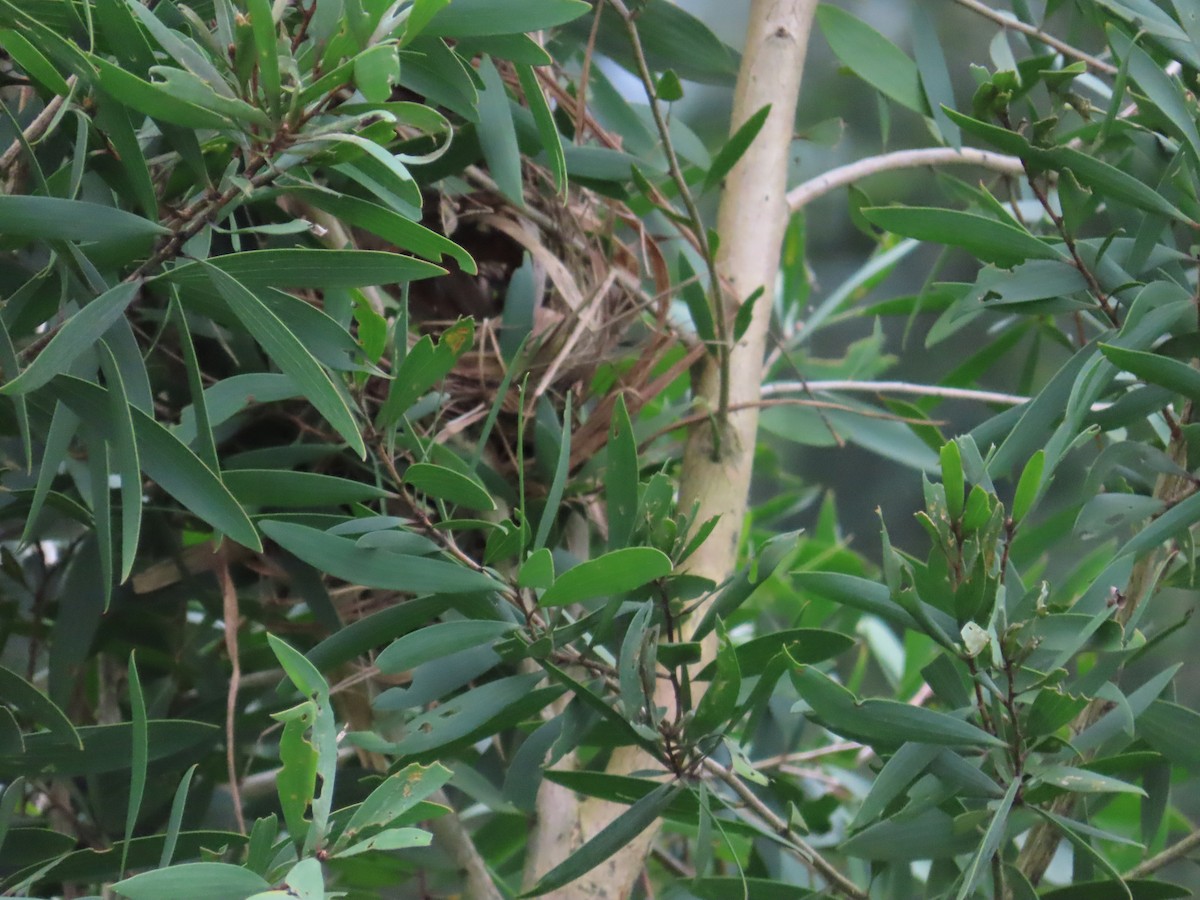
[950,0,1118,75]
[766,379,1030,406]
[787,147,1023,211]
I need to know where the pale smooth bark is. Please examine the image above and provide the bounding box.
[524,3,819,897]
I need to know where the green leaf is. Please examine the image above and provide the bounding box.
[1100,343,1200,400]
[158,765,197,869]
[863,207,1066,268]
[165,249,444,292]
[517,62,567,194]
[1034,765,1146,796]
[354,43,400,103]
[201,263,366,458]
[1138,700,1200,770]
[113,862,271,900]
[1040,881,1190,900]
[119,654,148,878]
[0,720,216,778]
[98,342,142,583]
[956,776,1020,900]
[941,440,965,521]
[423,0,590,37]
[703,103,770,194]
[522,782,682,896]
[90,55,234,130]
[843,807,979,859]
[377,319,475,428]
[817,4,925,113]
[376,620,518,673]
[268,634,330,700]
[1109,25,1200,163]
[246,0,280,115]
[0,664,80,749]
[333,826,432,858]
[385,672,554,755]
[404,462,496,511]
[605,394,638,551]
[518,548,555,589]
[1012,449,1045,525]
[223,470,390,508]
[45,377,262,551]
[0,27,69,94]
[279,186,475,272]
[477,55,524,207]
[2,282,139,397]
[690,624,741,737]
[729,628,856,676]
[792,667,1004,747]
[260,520,503,594]
[0,197,165,246]
[539,548,673,607]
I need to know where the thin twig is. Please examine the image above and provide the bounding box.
[608,0,731,420]
[1125,827,1200,879]
[701,757,868,899]
[766,379,1031,406]
[0,78,76,174]
[950,0,1118,74]
[216,548,247,836]
[787,147,1024,211]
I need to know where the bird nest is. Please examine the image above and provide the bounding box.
[392,168,698,472]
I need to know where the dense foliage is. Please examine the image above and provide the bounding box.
[3,0,1200,897]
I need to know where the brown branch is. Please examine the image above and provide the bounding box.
[1125,827,1200,879]
[701,757,868,899]
[950,0,1118,74]
[216,547,247,835]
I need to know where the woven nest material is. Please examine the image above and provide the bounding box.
[388,166,699,473]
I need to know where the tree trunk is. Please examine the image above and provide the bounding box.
[524,2,819,896]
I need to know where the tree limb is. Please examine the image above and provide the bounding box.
[787,147,1023,212]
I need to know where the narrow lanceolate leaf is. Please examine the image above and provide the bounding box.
[376,620,518,673]
[863,207,1066,268]
[378,319,475,428]
[539,548,673,606]
[423,0,590,37]
[45,376,261,551]
[0,196,164,245]
[98,342,143,583]
[522,782,683,897]
[333,762,451,854]
[816,4,925,113]
[517,63,567,194]
[277,186,475,272]
[1100,343,1200,400]
[222,469,390,509]
[793,667,1003,747]
[202,263,365,458]
[112,862,271,900]
[404,462,496,510]
[476,55,524,207]
[1,282,139,396]
[957,777,1020,900]
[0,665,80,748]
[704,103,771,194]
[605,394,638,550]
[120,654,149,878]
[162,249,445,292]
[260,519,504,594]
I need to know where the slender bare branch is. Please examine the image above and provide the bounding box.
[702,758,868,899]
[787,147,1023,211]
[766,379,1031,406]
[1126,827,1200,879]
[950,0,1118,74]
